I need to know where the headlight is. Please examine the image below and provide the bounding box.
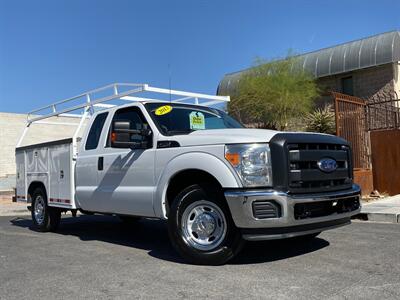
[225,143,272,187]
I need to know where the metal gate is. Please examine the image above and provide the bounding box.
[367,98,400,130]
[333,92,371,170]
[368,95,400,195]
[370,129,400,195]
[333,92,400,195]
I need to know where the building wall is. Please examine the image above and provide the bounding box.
[393,62,400,98]
[0,113,82,188]
[317,63,396,103]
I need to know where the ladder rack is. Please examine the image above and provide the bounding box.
[17,83,230,149]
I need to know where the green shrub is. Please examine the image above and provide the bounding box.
[305,104,336,134]
[228,55,320,131]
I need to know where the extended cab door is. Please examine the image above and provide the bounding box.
[75,112,109,211]
[93,106,156,216]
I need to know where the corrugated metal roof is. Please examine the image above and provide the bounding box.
[218,31,400,95]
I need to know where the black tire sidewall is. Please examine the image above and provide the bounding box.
[31,187,61,232]
[31,188,50,231]
[168,184,244,265]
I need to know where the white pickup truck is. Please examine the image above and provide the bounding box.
[15,83,361,265]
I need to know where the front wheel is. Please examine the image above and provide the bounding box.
[31,188,61,232]
[168,184,244,265]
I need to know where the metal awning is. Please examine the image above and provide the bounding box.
[218,31,400,95]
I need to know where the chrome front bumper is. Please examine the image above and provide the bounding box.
[224,184,361,241]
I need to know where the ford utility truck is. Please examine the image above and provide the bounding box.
[15,83,361,265]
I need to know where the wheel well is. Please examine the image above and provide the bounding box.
[28,181,47,202]
[165,169,222,215]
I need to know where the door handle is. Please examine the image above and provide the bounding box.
[98,157,104,171]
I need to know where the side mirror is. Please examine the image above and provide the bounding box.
[111,120,152,149]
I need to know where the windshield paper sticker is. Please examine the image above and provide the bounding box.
[189,111,205,130]
[155,105,172,116]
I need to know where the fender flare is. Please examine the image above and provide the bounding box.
[27,181,47,203]
[153,152,241,218]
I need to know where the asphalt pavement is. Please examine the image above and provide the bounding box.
[0,215,399,299]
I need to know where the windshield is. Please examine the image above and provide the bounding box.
[145,103,243,135]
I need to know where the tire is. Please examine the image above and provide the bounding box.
[168,184,244,265]
[31,187,61,232]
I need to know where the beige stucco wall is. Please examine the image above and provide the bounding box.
[393,62,400,99]
[0,112,82,178]
[317,63,397,103]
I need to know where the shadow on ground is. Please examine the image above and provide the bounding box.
[10,215,329,265]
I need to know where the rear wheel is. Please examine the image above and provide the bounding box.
[31,188,61,232]
[168,184,244,265]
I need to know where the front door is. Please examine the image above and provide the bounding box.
[94,106,156,216]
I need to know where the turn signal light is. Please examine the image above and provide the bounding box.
[225,152,240,166]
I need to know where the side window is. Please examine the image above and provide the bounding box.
[85,112,108,150]
[107,107,149,147]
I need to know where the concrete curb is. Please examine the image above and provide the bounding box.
[357,212,400,223]
[0,205,30,217]
[0,194,30,217]
[0,211,31,217]
[358,195,400,223]
[0,189,14,196]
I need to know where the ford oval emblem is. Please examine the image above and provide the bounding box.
[317,158,337,173]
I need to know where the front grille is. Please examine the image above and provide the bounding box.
[287,143,352,193]
[294,196,360,219]
[252,201,281,219]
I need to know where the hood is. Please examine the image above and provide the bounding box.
[163,128,280,147]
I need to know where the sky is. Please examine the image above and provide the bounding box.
[1,0,400,113]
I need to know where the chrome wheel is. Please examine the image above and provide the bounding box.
[34,195,45,225]
[181,200,227,251]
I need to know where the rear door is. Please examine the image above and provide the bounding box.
[75,112,109,211]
